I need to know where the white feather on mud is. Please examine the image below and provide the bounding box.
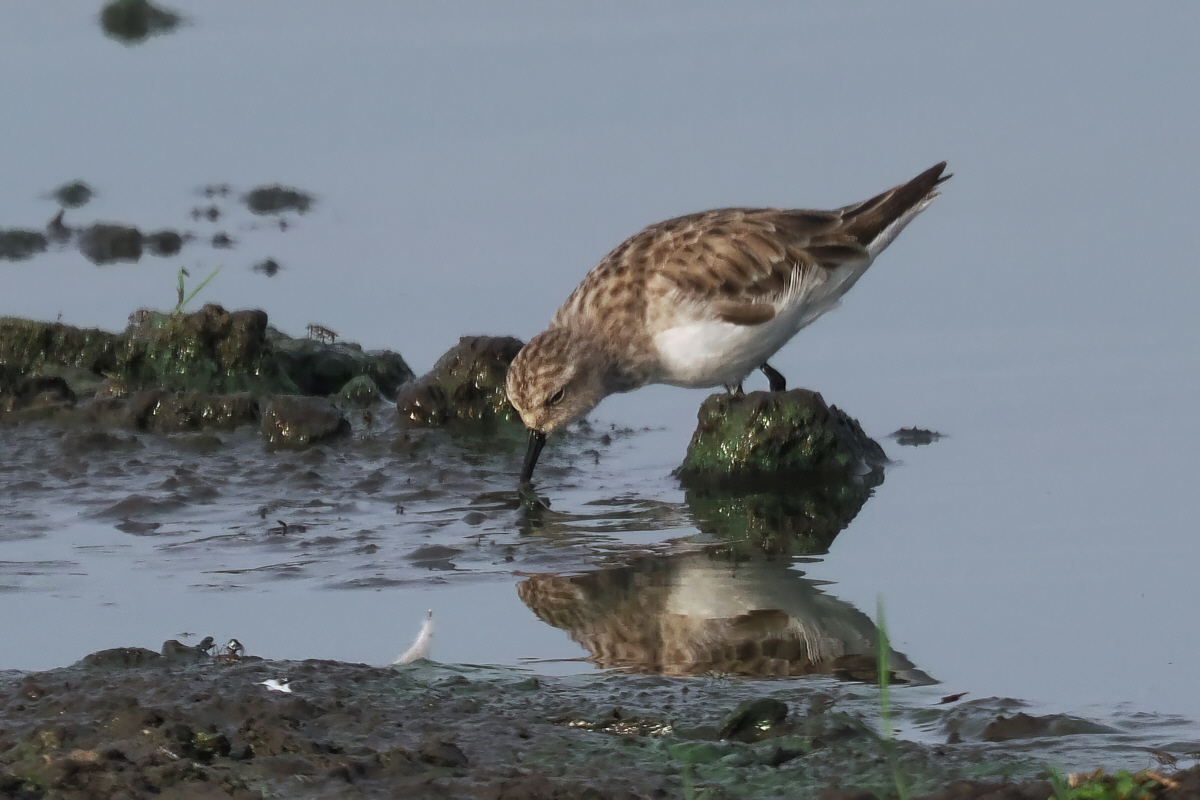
[393,610,434,664]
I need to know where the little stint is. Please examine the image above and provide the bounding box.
[506,162,950,483]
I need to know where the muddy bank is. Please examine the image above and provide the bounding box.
[5,645,1191,800]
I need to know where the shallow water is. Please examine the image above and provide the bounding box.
[2,1,1200,775]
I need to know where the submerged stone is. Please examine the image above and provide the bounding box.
[395,336,523,428]
[677,389,886,477]
[79,223,143,264]
[720,698,790,743]
[99,0,182,44]
[51,180,94,208]
[0,375,77,417]
[261,395,350,448]
[0,228,48,261]
[244,184,313,215]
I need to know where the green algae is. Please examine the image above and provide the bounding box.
[678,389,887,477]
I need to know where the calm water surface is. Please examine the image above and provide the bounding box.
[1,1,1199,765]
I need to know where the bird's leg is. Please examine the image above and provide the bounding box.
[760,362,787,392]
[725,382,745,396]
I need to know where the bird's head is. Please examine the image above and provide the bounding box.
[505,327,611,483]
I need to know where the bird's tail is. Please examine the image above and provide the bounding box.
[840,162,950,258]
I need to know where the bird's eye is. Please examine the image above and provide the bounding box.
[546,388,565,407]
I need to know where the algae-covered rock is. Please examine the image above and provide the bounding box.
[0,317,125,376]
[395,336,523,428]
[335,375,382,408]
[261,396,349,448]
[268,329,412,399]
[677,389,886,477]
[121,305,295,395]
[126,389,259,433]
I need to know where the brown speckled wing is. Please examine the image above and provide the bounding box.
[644,209,869,311]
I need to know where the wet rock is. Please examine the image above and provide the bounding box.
[981,712,1118,742]
[59,429,141,455]
[0,317,125,377]
[335,375,383,408]
[99,0,182,44]
[269,329,412,400]
[76,647,163,669]
[51,180,94,208]
[262,396,350,448]
[0,375,76,416]
[395,336,523,428]
[79,223,143,264]
[244,185,313,215]
[123,305,293,394]
[0,228,48,261]
[145,229,184,256]
[127,389,259,432]
[677,389,887,477]
[418,737,469,768]
[720,698,790,742]
[160,639,210,664]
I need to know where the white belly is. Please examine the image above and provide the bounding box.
[653,300,827,388]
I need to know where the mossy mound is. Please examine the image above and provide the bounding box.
[677,389,887,477]
[1,307,412,438]
[395,336,523,428]
[121,306,288,394]
[0,317,125,377]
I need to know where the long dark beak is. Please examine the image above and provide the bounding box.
[519,429,547,485]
